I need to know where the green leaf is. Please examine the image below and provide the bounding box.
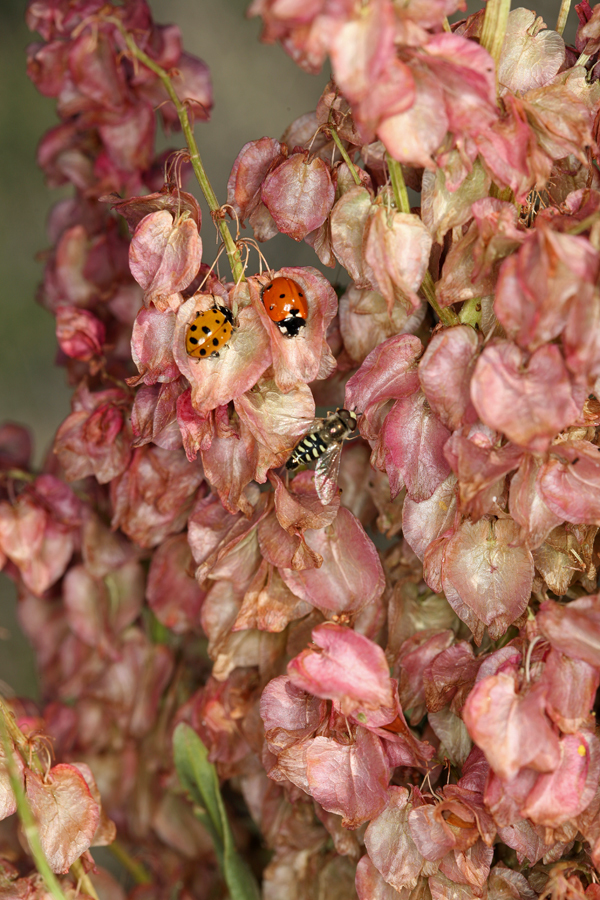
[173,724,261,900]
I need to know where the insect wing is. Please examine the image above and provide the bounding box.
[291,416,327,447]
[314,441,343,505]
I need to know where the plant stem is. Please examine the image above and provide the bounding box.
[328,129,361,185]
[0,713,69,900]
[567,211,600,234]
[71,860,100,900]
[480,0,511,68]
[0,695,43,774]
[385,155,459,327]
[421,273,460,326]
[556,0,571,35]
[386,153,411,214]
[109,840,153,885]
[459,296,482,328]
[112,20,244,283]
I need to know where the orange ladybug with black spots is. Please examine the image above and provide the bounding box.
[261,276,308,338]
[186,303,234,359]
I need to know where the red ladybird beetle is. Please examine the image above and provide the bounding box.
[261,276,308,338]
[186,303,234,359]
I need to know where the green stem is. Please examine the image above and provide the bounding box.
[442,16,452,32]
[459,296,482,328]
[385,154,458,326]
[328,128,361,186]
[566,211,600,234]
[0,696,43,773]
[0,714,69,900]
[480,0,511,67]
[386,153,411,214]
[490,182,514,203]
[556,0,571,35]
[2,469,35,483]
[576,50,591,66]
[71,860,100,900]
[421,273,460,327]
[109,840,153,885]
[113,20,244,283]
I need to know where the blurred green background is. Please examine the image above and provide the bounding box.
[0,0,578,699]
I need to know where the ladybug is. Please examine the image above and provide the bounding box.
[186,303,234,359]
[261,276,308,338]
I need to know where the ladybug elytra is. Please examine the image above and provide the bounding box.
[261,276,308,338]
[186,303,234,359]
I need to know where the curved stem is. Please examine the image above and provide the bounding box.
[386,154,410,214]
[71,860,100,900]
[109,840,153,885]
[328,128,361,185]
[386,154,459,326]
[421,273,460,326]
[112,20,244,283]
[525,635,543,683]
[0,695,44,774]
[0,714,68,900]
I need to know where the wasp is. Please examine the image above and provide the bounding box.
[286,408,358,505]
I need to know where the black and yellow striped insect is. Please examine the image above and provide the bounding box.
[186,303,234,359]
[286,408,358,504]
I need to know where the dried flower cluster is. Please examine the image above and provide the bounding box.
[1,0,600,897]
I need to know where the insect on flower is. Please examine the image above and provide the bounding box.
[286,408,358,504]
[261,275,308,337]
[186,303,234,358]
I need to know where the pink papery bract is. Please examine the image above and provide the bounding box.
[537,440,600,524]
[129,209,202,310]
[381,391,452,500]
[363,208,433,315]
[537,594,600,668]
[470,341,579,452]
[306,729,391,828]
[227,137,286,221]
[520,730,600,826]
[25,764,100,873]
[55,305,105,360]
[402,474,457,561]
[129,304,181,386]
[462,672,560,781]
[54,383,132,483]
[0,741,23,821]
[174,292,272,414]
[110,445,204,548]
[261,152,336,241]
[497,9,565,95]
[146,533,205,634]
[235,378,316,479]
[364,786,428,892]
[0,475,79,596]
[345,333,423,439]
[288,623,394,715]
[249,267,338,392]
[494,226,599,351]
[508,453,563,549]
[261,675,327,753]
[419,325,479,431]
[441,517,534,641]
[280,507,385,612]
